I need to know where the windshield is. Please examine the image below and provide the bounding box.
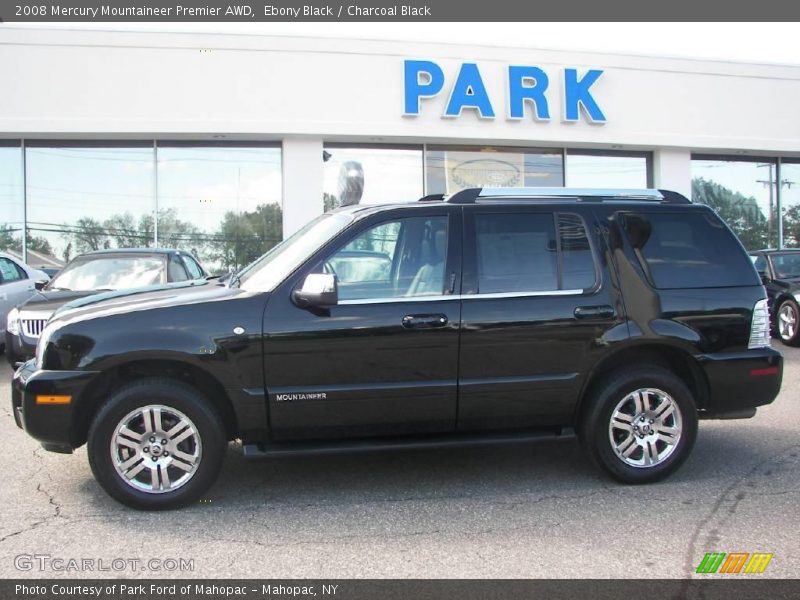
[771,253,800,279]
[47,255,165,292]
[239,212,354,291]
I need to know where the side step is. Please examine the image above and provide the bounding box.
[242,428,575,458]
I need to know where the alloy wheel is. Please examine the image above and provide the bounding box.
[608,388,683,468]
[110,405,202,494]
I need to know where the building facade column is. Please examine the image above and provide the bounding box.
[282,137,324,237]
[653,148,692,198]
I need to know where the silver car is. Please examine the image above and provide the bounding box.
[0,252,49,355]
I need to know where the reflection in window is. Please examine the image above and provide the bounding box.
[426,146,563,195]
[780,162,800,248]
[322,145,423,210]
[566,152,649,188]
[476,213,558,293]
[25,144,154,265]
[156,145,282,274]
[327,216,447,301]
[0,144,24,258]
[692,157,778,250]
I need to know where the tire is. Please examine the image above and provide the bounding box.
[87,378,226,510]
[776,298,800,346]
[579,365,698,484]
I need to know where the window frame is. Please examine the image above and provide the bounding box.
[462,205,601,298]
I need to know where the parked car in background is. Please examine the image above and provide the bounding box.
[750,248,800,346]
[5,248,207,366]
[0,252,50,355]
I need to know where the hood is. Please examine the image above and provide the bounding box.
[48,279,250,326]
[18,289,101,315]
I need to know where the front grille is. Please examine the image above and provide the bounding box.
[21,319,47,339]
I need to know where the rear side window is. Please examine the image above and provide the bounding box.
[475,212,596,294]
[621,211,760,289]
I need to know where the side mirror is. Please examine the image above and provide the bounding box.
[34,280,48,291]
[293,273,338,308]
[758,272,770,285]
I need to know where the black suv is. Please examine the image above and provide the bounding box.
[11,188,783,510]
[749,249,800,346]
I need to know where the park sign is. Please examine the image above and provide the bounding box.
[403,60,607,124]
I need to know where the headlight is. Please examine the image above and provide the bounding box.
[6,308,20,336]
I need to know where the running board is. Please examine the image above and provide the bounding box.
[242,428,575,458]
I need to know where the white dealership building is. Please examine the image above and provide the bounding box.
[1,27,800,270]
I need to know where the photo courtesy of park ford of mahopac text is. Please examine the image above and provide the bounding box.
[1,3,800,600]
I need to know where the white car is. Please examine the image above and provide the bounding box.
[0,252,49,355]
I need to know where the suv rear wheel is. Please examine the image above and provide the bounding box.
[579,366,698,483]
[87,379,226,510]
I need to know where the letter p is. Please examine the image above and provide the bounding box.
[404,60,445,115]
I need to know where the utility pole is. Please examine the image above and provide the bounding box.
[757,163,795,249]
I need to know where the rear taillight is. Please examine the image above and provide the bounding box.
[748,299,771,349]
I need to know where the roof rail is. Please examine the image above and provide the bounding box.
[441,187,691,204]
[418,193,446,202]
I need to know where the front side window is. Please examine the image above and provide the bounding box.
[0,257,24,283]
[475,212,596,294]
[326,216,448,302]
[770,253,800,279]
[183,255,205,279]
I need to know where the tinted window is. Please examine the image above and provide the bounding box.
[326,216,448,301]
[622,211,760,289]
[559,213,596,290]
[771,253,800,279]
[0,258,24,283]
[476,213,558,293]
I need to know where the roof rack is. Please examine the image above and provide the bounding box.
[436,187,691,204]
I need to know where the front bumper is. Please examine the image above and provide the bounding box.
[698,347,783,416]
[12,360,99,453]
[5,330,36,368]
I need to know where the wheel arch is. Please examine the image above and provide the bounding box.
[574,342,709,426]
[71,359,238,448]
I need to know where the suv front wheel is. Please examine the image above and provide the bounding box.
[580,366,698,483]
[87,379,226,510]
[776,298,800,346]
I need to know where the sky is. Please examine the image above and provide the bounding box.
[5,22,800,66]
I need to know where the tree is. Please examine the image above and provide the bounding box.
[212,203,283,272]
[0,223,53,256]
[692,177,770,250]
[783,204,800,248]
[0,224,16,251]
[65,217,110,254]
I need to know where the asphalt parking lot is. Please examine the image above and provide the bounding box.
[0,348,797,580]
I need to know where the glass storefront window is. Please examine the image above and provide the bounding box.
[322,145,423,210]
[25,143,155,264]
[425,145,563,195]
[780,161,800,248]
[0,143,23,258]
[156,145,282,274]
[566,151,650,188]
[691,156,778,250]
